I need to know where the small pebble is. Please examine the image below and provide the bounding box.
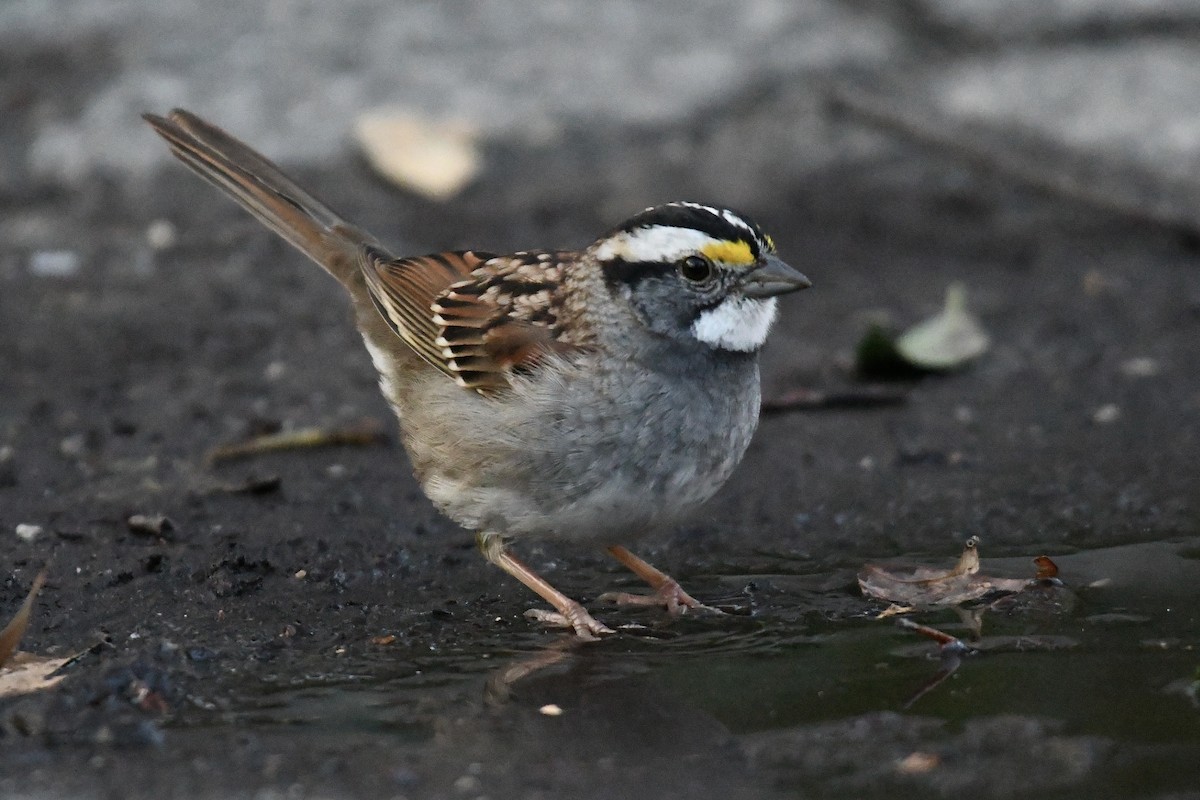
[538,704,563,716]
[59,433,87,457]
[29,250,81,278]
[145,219,177,251]
[1119,357,1159,378]
[452,775,481,793]
[895,751,939,774]
[264,361,287,381]
[15,523,43,542]
[326,464,348,479]
[127,514,175,537]
[1092,404,1121,424]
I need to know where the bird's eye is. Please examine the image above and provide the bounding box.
[679,255,714,284]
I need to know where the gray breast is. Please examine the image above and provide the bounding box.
[399,348,763,542]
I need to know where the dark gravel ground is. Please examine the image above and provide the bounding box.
[2,47,1200,800]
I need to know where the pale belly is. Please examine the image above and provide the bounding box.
[390,352,763,543]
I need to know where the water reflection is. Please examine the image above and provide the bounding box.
[200,537,1200,798]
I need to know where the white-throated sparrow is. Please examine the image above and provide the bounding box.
[145,109,809,639]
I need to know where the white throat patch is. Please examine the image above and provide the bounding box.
[691,296,778,352]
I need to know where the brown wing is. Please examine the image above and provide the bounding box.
[432,251,588,392]
[360,249,588,394]
[359,248,492,380]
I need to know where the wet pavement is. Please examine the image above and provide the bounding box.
[2,2,1200,798]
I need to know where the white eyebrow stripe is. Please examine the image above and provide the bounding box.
[592,225,719,263]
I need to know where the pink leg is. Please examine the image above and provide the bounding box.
[599,545,722,615]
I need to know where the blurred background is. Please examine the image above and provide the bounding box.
[2,3,1200,799]
[4,0,1200,214]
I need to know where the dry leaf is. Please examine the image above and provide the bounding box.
[0,568,47,668]
[355,110,480,201]
[859,538,1033,606]
[0,653,69,698]
[0,569,66,699]
[895,283,990,370]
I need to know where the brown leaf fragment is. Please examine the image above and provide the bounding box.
[370,634,396,646]
[896,617,960,646]
[206,419,387,464]
[876,603,916,619]
[897,617,976,709]
[0,568,48,668]
[1033,555,1059,579]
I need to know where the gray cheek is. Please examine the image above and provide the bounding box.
[625,277,708,340]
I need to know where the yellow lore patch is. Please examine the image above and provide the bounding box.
[700,239,755,266]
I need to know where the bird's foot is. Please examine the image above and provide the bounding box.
[524,602,615,641]
[599,577,724,616]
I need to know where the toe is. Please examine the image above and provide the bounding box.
[599,580,724,617]
[523,607,614,640]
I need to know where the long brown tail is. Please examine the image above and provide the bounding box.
[143,109,380,289]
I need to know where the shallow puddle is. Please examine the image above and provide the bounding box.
[168,537,1200,797]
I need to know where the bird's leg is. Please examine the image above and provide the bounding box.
[599,545,723,615]
[477,532,615,640]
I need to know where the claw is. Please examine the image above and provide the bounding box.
[602,545,724,617]
[478,532,614,641]
[599,578,724,616]
[524,605,615,641]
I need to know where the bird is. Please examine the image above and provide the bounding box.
[144,109,810,639]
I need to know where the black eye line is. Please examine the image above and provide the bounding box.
[599,256,674,289]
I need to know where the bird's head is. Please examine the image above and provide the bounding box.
[590,202,810,353]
